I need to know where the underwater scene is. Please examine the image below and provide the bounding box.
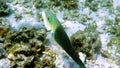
[0,0,120,68]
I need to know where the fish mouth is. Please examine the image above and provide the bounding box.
[42,11,51,31]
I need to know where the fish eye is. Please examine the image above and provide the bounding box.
[47,17,49,20]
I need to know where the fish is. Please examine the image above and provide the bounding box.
[42,11,86,68]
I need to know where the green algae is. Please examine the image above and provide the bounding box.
[84,0,113,11]
[63,10,80,21]
[39,48,56,68]
[108,36,120,53]
[32,0,78,10]
[71,23,101,59]
[102,6,119,35]
[104,14,120,35]
[0,18,9,37]
[63,10,91,24]
[0,0,11,16]
[13,13,23,21]
[35,12,42,22]
[1,27,56,68]
[0,18,9,58]
[101,49,111,58]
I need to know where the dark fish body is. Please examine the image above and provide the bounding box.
[54,25,86,68]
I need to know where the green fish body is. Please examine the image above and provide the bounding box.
[42,11,86,68]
